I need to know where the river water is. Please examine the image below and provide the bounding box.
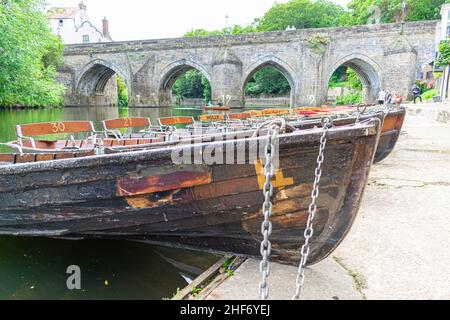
[0,105,221,300]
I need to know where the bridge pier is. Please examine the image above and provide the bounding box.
[211,48,244,109]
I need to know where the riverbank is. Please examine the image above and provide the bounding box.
[180,102,450,300]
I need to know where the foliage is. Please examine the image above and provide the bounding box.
[329,67,362,90]
[346,68,363,90]
[414,80,436,96]
[0,0,65,107]
[245,67,291,96]
[342,0,450,26]
[335,91,363,105]
[190,286,202,297]
[421,89,439,100]
[437,40,450,67]
[433,72,443,80]
[308,35,330,56]
[184,23,257,38]
[172,69,211,102]
[184,28,224,37]
[328,66,347,87]
[201,75,212,102]
[116,76,128,107]
[220,257,235,278]
[257,0,345,32]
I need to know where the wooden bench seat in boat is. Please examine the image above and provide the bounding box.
[102,117,163,141]
[101,137,165,147]
[227,112,252,121]
[261,108,291,117]
[157,117,199,136]
[226,112,255,128]
[198,114,226,124]
[7,121,98,154]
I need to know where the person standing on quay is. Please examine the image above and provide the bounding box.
[412,84,423,104]
[378,89,387,105]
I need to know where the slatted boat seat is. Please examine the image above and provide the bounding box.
[197,114,227,128]
[102,117,162,140]
[227,112,252,121]
[11,121,97,153]
[157,117,197,134]
[261,108,291,117]
[249,110,263,118]
[158,116,195,127]
[101,137,165,147]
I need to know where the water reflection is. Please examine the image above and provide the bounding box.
[0,105,219,300]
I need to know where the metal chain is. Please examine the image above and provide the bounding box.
[259,124,279,300]
[292,117,331,300]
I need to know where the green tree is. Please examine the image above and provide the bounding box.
[437,40,450,67]
[172,69,211,103]
[184,23,257,38]
[245,67,291,96]
[0,0,65,107]
[257,0,345,32]
[201,76,212,103]
[116,76,128,107]
[343,0,450,26]
[184,28,223,37]
[346,68,363,90]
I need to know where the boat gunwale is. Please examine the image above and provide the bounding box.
[0,119,380,175]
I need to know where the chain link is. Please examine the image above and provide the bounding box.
[292,117,331,300]
[259,124,279,300]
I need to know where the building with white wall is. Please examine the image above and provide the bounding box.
[48,2,112,45]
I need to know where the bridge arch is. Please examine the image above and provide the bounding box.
[75,59,130,106]
[326,54,382,104]
[158,59,212,106]
[243,56,296,107]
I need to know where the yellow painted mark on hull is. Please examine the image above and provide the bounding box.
[254,160,294,190]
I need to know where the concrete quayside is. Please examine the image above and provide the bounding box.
[176,102,450,300]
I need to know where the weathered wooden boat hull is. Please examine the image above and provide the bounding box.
[0,120,381,266]
[295,107,405,163]
[373,108,405,162]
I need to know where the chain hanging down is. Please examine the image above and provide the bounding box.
[258,124,280,300]
[292,117,332,300]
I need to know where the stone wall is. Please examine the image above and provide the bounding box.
[59,21,438,108]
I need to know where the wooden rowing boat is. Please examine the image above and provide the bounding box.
[202,106,231,111]
[0,117,382,266]
[293,107,406,163]
[374,107,405,162]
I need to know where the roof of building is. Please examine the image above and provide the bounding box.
[47,7,79,19]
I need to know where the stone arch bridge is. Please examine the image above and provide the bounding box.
[59,21,437,108]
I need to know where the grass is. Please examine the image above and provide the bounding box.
[333,256,367,300]
[191,286,202,297]
[220,257,236,278]
[421,89,439,101]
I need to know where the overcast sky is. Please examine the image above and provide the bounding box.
[47,0,352,41]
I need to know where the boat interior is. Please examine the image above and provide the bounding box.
[0,104,402,165]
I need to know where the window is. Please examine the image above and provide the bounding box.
[83,35,89,44]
